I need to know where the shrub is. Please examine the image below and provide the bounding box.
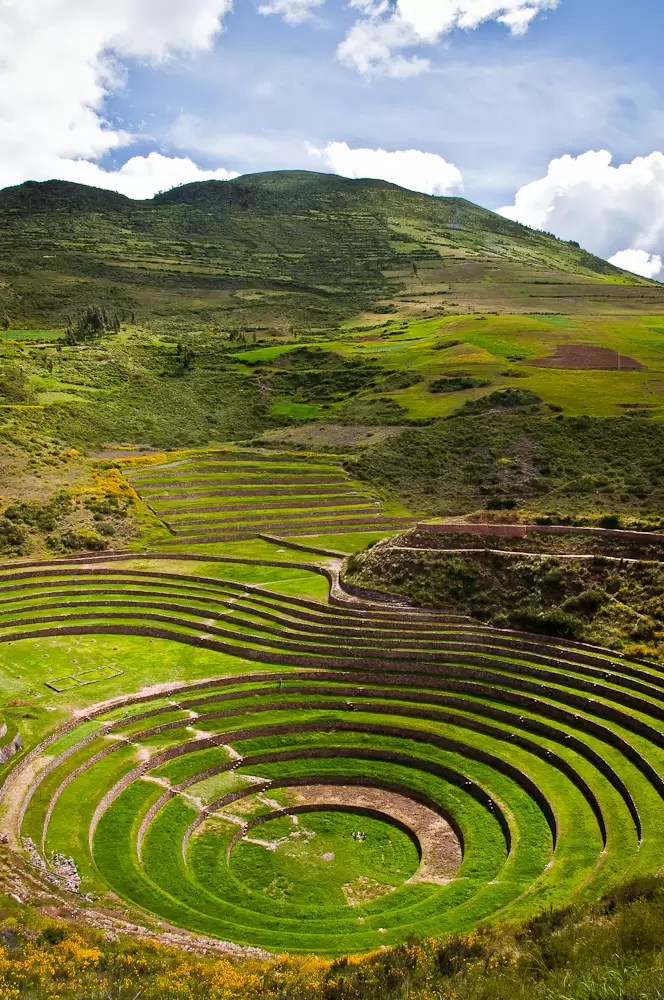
[562,589,606,614]
[57,529,108,551]
[507,606,584,638]
[346,553,362,574]
[623,643,661,661]
[433,338,463,350]
[454,388,543,416]
[0,517,28,554]
[429,374,491,394]
[0,363,35,403]
[5,490,73,532]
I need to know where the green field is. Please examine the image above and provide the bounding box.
[0,329,64,341]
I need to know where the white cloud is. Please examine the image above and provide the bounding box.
[45,152,239,200]
[338,0,559,77]
[608,249,662,280]
[498,150,664,266]
[258,0,325,24]
[307,141,463,195]
[0,0,234,195]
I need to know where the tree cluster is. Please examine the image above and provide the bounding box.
[65,305,121,344]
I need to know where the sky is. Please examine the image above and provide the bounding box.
[1,0,664,277]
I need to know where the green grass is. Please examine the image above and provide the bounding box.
[0,329,64,340]
[220,811,420,907]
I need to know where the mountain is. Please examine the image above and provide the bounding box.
[0,170,659,334]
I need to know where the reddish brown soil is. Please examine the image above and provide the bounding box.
[529,344,644,370]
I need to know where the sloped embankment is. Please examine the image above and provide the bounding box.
[343,528,664,658]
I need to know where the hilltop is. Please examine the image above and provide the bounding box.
[0,170,659,334]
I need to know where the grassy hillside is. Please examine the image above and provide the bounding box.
[0,171,660,335]
[348,410,664,516]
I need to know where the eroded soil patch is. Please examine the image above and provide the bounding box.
[529,344,644,370]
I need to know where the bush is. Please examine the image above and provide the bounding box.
[623,643,661,661]
[0,363,35,403]
[5,490,73,532]
[486,497,518,510]
[507,606,584,638]
[433,339,463,350]
[562,589,606,614]
[455,388,543,415]
[57,529,108,551]
[0,517,28,554]
[429,374,491,394]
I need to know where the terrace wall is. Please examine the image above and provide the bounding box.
[418,523,664,543]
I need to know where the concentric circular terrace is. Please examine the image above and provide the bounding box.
[2,544,664,955]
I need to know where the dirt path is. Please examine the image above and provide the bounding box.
[288,784,462,885]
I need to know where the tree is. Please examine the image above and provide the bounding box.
[67,304,121,344]
[1,314,9,331]
[176,340,195,371]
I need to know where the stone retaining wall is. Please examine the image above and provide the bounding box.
[170,510,384,534]
[419,522,664,543]
[3,602,662,730]
[0,731,22,765]
[173,680,641,838]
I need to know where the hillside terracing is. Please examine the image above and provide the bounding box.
[126,451,413,543]
[1,538,664,953]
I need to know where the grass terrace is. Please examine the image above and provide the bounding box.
[2,541,664,954]
[123,449,414,543]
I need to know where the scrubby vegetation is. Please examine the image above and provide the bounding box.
[428,373,491,393]
[0,172,650,335]
[0,470,137,557]
[349,412,664,516]
[345,538,664,656]
[4,879,664,999]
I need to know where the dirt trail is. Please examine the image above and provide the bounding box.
[288,784,462,884]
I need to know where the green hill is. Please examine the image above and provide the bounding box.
[1,169,664,528]
[0,170,659,334]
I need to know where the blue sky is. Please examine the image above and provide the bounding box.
[103,0,663,206]
[2,1,664,276]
